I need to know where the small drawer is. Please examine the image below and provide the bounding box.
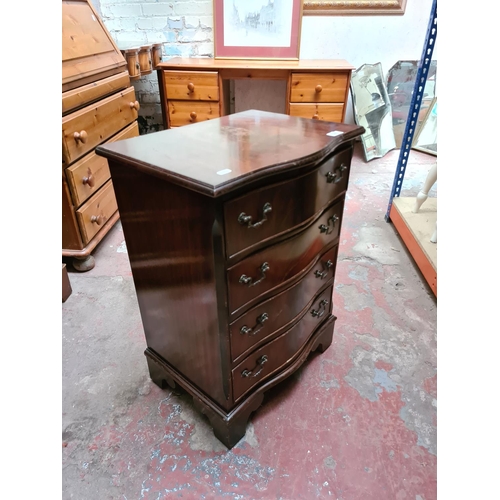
[62,71,130,115]
[290,72,349,103]
[163,70,220,101]
[66,122,139,207]
[289,103,344,122]
[227,200,344,316]
[230,245,338,363]
[168,100,220,127]
[232,286,333,402]
[62,86,139,166]
[138,45,153,75]
[151,43,163,68]
[76,180,118,245]
[122,48,141,80]
[224,145,353,258]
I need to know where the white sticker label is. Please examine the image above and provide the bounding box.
[216,169,232,176]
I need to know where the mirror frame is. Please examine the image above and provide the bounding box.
[303,0,407,15]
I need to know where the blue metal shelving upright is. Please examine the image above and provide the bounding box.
[385,0,437,221]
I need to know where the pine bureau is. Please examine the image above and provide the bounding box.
[62,0,140,271]
[96,110,364,448]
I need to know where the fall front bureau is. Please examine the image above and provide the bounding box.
[96,110,364,448]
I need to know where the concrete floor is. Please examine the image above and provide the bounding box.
[62,142,437,499]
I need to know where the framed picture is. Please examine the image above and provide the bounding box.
[213,0,303,60]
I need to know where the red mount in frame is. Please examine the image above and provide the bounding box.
[213,0,303,60]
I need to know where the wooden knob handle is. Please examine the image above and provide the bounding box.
[129,100,140,111]
[190,111,197,121]
[187,82,195,92]
[312,113,319,120]
[315,84,323,93]
[82,168,95,187]
[73,130,88,144]
[91,214,104,226]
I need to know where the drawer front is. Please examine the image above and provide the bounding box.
[66,122,139,207]
[227,200,344,316]
[289,103,344,122]
[123,50,141,80]
[290,72,349,103]
[76,180,118,245]
[62,71,130,115]
[138,47,153,75]
[164,70,220,101]
[62,86,139,166]
[230,245,338,363]
[168,100,220,127]
[224,145,353,258]
[232,286,333,402]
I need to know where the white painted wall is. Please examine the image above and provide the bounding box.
[95,0,437,131]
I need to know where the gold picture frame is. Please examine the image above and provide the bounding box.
[303,0,407,16]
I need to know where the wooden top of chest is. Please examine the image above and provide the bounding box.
[96,110,364,197]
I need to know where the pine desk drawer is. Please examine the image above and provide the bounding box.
[289,103,344,122]
[163,70,220,101]
[168,100,220,127]
[290,72,349,103]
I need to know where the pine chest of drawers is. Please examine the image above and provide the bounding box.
[96,110,364,448]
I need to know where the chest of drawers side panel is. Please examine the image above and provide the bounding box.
[107,161,230,408]
[62,175,84,250]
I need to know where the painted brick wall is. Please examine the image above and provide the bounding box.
[93,0,436,133]
[94,0,214,134]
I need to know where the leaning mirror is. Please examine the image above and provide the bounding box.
[350,63,395,162]
[386,60,437,148]
[413,97,437,156]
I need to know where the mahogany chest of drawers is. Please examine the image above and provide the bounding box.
[96,110,364,448]
[62,0,140,271]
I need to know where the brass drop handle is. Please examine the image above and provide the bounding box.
[238,202,272,228]
[135,62,140,70]
[315,84,323,93]
[187,82,195,92]
[240,313,269,336]
[314,260,333,279]
[326,164,348,184]
[190,111,197,121]
[91,214,104,226]
[74,130,88,144]
[82,168,95,188]
[311,299,329,318]
[319,214,339,235]
[312,113,319,120]
[239,262,270,287]
[130,101,140,111]
[148,58,152,67]
[241,355,268,378]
